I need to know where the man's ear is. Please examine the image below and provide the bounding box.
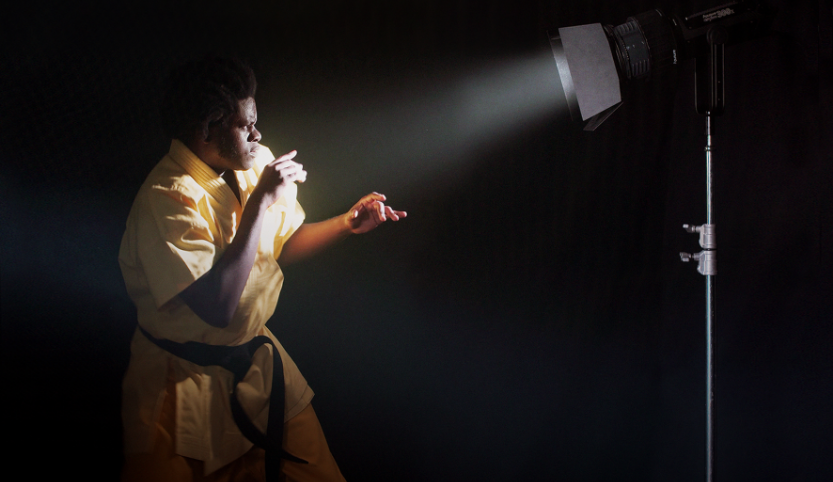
[203,113,225,144]
[198,126,218,145]
[201,124,214,143]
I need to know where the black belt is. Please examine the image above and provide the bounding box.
[139,325,307,480]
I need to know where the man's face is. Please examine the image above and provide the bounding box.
[211,97,261,171]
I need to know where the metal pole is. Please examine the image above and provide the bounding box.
[705,114,714,482]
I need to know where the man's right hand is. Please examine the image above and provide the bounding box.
[252,150,307,207]
[180,149,306,328]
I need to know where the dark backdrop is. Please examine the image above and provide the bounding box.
[2,1,830,481]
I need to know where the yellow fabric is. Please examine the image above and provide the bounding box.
[280,405,346,482]
[121,364,344,482]
[121,363,268,482]
[119,140,314,475]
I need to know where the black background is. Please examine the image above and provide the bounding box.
[2,1,830,480]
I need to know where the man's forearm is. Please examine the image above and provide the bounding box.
[179,196,269,328]
[278,193,406,266]
[278,215,352,266]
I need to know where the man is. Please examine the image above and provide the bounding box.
[118,56,405,481]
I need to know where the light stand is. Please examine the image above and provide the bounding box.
[548,4,773,480]
[679,25,726,482]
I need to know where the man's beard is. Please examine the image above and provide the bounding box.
[217,131,247,168]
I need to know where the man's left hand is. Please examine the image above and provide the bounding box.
[347,192,407,234]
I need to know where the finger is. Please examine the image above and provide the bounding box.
[384,205,399,221]
[277,150,298,162]
[377,201,386,222]
[364,200,384,224]
[283,171,305,183]
[280,163,303,175]
[361,192,386,204]
[351,203,367,219]
[351,193,384,214]
[388,207,407,220]
[273,160,302,172]
[267,151,298,169]
[279,163,305,181]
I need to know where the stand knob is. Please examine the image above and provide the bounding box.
[683,223,716,249]
[681,224,717,276]
[679,250,716,276]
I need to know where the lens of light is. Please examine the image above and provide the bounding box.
[611,10,678,80]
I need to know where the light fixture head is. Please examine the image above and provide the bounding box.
[549,1,774,130]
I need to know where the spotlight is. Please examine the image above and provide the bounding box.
[549,0,774,130]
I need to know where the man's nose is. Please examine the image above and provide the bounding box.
[251,127,262,143]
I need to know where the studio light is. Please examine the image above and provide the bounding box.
[549,0,773,130]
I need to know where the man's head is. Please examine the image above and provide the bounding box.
[161,56,261,171]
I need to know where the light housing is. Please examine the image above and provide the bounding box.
[549,1,774,130]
